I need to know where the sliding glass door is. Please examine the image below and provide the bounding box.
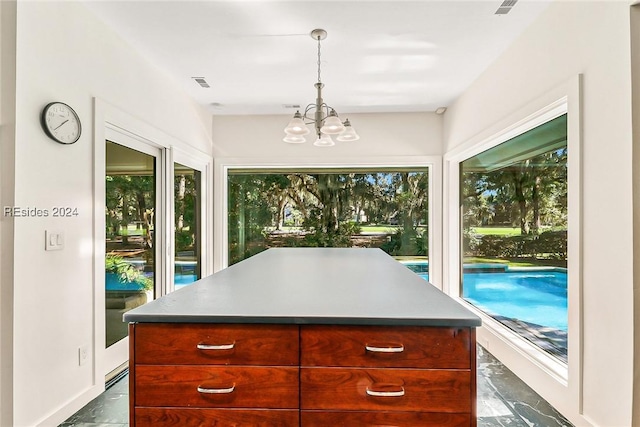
[174,162,202,290]
[105,141,158,347]
[97,103,212,381]
[103,130,164,375]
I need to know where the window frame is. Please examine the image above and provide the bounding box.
[443,76,583,417]
[214,156,443,289]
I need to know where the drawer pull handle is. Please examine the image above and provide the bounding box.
[366,387,405,397]
[196,342,235,351]
[197,385,235,394]
[365,344,404,353]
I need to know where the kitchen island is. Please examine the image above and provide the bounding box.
[125,248,481,426]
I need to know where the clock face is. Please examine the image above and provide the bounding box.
[42,102,81,144]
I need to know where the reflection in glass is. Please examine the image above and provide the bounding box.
[174,163,201,290]
[105,141,155,347]
[460,114,568,362]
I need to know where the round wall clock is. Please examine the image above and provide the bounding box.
[41,102,82,144]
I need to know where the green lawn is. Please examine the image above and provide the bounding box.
[470,227,521,236]
[118,224,146,236]
[271,225,426,234]
[464,256,567,268]
[360,225,398,233]
[470,226,561,236]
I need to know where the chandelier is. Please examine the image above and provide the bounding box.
[283,29,359,146]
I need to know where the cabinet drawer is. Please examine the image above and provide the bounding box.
[135,407,299,426]
[135,366,299,408]
[301,326,471,369]
[301,410,471,426]
[300,367,471,413]
[134,323,299,366]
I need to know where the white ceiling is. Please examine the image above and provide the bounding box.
[83,0,552,116]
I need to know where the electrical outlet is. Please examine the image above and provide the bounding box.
[79,345,89,366]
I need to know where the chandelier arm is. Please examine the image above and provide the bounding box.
[302,103,332,123]
[302,104,317,123]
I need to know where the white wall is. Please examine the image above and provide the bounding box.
[631,5,640,426]
[11,2,212,426]
[212,112,443,158]
[0,2,16,426]
[444,2,633,426]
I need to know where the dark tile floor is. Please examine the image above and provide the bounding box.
[475,346,573,426]
[60,345,574,427]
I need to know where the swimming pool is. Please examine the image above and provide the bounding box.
[175,273,198,290]
[462,270,567,331]
[402,262,567,331]
[403,262,568,360]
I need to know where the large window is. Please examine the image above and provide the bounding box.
[460,114,568,362]
[227,169,430,274]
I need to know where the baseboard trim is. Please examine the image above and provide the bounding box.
[36,384,104,427]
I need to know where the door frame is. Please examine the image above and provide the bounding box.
[93,98,213,379]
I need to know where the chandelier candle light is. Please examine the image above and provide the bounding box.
[283,29,359,146]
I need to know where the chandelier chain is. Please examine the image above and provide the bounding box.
[317,36,322,84]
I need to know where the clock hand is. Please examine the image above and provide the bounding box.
[54,120,69,130]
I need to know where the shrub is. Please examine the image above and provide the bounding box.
[303,221,361,248]
[535,230,567,259]
[476,235,508,257]
[380,228,427,256]
[470,230,567,260]
[416,231,429,256]
[105,255,153,290]
[175,229,194,251]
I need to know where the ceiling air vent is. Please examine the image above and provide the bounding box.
[495,0,518,15]
[192,77,210,88]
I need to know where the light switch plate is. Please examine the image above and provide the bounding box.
[45,230,64,251]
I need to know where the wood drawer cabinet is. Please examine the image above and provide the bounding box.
[301,411,472,427]
[135,365,299,408]
[300,325,472,368]
[134,323,299,366]
[130,323,300,426]
[130,323,476,426]
[300,325,476,426]
[300,367,471,412]
[134,408,299,427]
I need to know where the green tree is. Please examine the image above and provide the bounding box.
[106,174,154,247]
[175,171,199,252]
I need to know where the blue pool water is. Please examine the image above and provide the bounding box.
[175,273,198,290]
[404,263,567,332]
[462,270,567,331]
[106,273,197,291]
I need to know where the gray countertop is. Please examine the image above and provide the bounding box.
[123,248,481,327]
